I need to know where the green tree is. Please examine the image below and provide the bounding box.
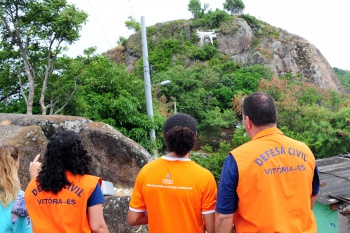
[188,0,205,19]
[0,0,88,114]
[257,75,350,158]
[124,16,141,32]
[223,0,245,15]
[190,9,230,29]
[62,53,165,152]
[334,67,350,91]
[231,64,273,95]
[192,142,232,184]
[232,122,250,147]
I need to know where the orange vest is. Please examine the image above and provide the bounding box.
[129,157,217,233]
[25,172,101,233]
[231,128,317,233]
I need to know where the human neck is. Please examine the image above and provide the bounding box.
[165,152,190,159]
[249,124,277,138]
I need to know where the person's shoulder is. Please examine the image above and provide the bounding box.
[144,157,160,166]
[15,190,25,202]
[285,135,312,150]
[230,140,254,155]
[83,174,101,180]
[82,174,99,179]
[137,157,162,172]
[68,173,100,185]
[25,178,38,189]
[190,161,215,177]
[24,180,37,198]
[81,174,101,182]
[282,135,316,159]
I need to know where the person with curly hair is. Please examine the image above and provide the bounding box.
[0,145,32,232]
[25,130,109,233]
[128,113,217,233]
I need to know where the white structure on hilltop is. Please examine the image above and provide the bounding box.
[196,29,217,45]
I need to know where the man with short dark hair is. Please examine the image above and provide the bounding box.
[215,92,320,233]
[128,113,217,233]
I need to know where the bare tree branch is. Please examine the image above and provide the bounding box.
[53,73,79,115]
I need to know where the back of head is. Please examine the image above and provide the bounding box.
[243,92,277,127]
[163,113,197,157]
[0,145,20,206]
[37,130,92,194]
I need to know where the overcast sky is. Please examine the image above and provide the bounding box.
[66,0,350,70]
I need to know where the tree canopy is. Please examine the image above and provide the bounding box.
[124,16,141,32]
[188,0,206,19]
[0,0,88,114]
[223,0,245,15]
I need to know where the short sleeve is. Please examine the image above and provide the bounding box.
[11,190,28,223]
[87,183,105,207]
[129,170,147,212]
[201,172,217,214]
[12,190,28,217]
[216,154,239,214]
[312,164,320,196]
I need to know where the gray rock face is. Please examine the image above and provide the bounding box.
[0,113,92,139]
[217,19,343,92]
[0,124,47,187]
[80,122,151,187]
[239,32,342,91]
[104,196,148,233]
[216,18,253,56]
[0,113,151,232]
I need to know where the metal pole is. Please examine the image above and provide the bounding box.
[141,16,157,159]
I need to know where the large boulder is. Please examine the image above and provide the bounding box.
[0,113,92,138]
[104,196,148,233]
[80,122,150,187]
[0,124,47,187]
[216,18,253,56]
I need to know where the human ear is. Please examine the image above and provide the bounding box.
[244,116,252,129]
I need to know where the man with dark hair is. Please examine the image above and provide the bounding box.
[128,113,217,233]
[215,92,320,233]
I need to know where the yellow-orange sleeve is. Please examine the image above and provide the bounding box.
[201,173,217,213]
[129,169,147,212]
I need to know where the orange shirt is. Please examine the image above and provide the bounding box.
[129,156,217,233]
[232,128,317,233]
[25,172,101,233]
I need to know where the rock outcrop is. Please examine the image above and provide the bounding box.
[112,16,342,92]
[80,122,150,187]
[0,113,151,232]
[223,24,342,91]
[0,124,48,187]
[104,196,148,233]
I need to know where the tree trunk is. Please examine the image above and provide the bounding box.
[18,39,35,115]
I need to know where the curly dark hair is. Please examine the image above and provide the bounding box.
[36,130,92,194]
[163,113,197,157]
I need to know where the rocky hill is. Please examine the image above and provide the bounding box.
[104,14,343,92]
